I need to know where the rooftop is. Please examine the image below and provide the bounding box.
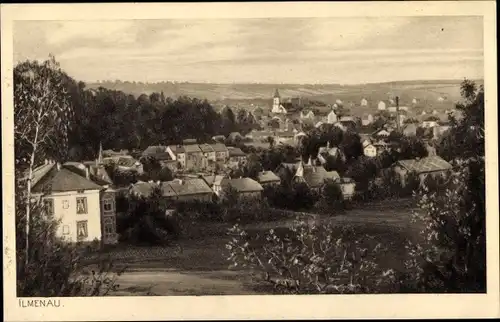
[31,163,104,193]
[167,178,213,196]
[199,143,215,153]
[396,156,452,174]
[257,171,281,183]
[223,177,264,193]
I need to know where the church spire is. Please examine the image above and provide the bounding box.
[97,142,103,165]
[273,88,280,98]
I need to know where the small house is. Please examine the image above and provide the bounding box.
[211,143,229,161]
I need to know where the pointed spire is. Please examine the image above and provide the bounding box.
[97,142,103,165]
[273,88,280,98]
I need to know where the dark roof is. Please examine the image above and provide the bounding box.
[168,145,185,154]
[257,171,281,184]
[396,156,452,174]
[63,163,113,186]
[202,174,226,186]
[182,139,197,145]
[295,164,336,189]
[143,145,167,156]
[228,147,246,157]
[224,178,264,193]
[32,164,103,193]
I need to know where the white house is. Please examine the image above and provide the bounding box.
[412,98,418,105]
[335,99,343,105]
[378,101,386,110]
[360,98,368,106]
[327,110,338,124]
[29,161,117,245]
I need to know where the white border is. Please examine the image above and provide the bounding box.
[2,1,498,320]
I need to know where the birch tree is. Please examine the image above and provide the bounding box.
[14,55,74,265]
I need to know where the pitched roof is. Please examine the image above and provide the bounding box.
[167,178,213,196]
[202,175,226,186]
[324,171,341,181]
[199,143,215,153]
[182,139,197,145]
[32,165,103,193]
[396,156,452,174]
[168,145,185,154]
[63,163,113,186]
[295,164,331,189]
[160,182,177,198]
[130,181,158,197]
[184,144,202,153]
[211,143,228,152]
[224,177,264,192]
[257,171,281,183]
[143,145,166,156]
[228,147,246,157]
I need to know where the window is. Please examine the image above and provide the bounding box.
[103,199,114,212]
[103,217,115,236]
[62,200,69,209]
[76,197,87,214]
[62,225,70,235]
[43,198,54,216]
[76,221,88,240]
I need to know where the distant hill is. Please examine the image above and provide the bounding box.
[86,79,483,112]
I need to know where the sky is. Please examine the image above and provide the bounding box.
[13,16,484,84]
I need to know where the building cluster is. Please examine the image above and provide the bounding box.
[25,89,457,247]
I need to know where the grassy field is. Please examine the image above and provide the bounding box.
[96,198,420,296]
[87,79,481,110]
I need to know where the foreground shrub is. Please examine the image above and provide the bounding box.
[226,218,394,294]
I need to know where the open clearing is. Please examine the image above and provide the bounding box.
[100,199,419,296]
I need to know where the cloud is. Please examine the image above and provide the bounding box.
[13,17,484,84]
[45,20,137,45]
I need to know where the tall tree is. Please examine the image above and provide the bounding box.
[14,56,74,264]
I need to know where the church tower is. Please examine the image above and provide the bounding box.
[272,89,280,113]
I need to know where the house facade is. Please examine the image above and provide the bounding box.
[228,147,247,163]
[31,162,117,245]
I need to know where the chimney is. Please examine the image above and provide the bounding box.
[56,162,61,171]
[44,159,48,165]
[85,166,90,179]
[327,141,330,149]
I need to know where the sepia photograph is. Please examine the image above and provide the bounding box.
[2,1,498,320]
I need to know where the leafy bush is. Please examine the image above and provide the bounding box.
[226,220,393,294]
[117,190,180,245]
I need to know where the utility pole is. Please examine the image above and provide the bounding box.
[395,96,401,132]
